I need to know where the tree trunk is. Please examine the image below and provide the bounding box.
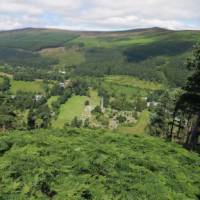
[169,109,177,140]
[188,113,200,150]
[177,117,183,142]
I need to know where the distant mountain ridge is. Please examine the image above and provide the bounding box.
[0,26,198,50]
[0,27,200,86]
[2,26,198,34]
[0,26,170,33]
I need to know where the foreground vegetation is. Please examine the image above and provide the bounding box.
[0,129,199,200]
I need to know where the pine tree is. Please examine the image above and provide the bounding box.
[149,91,171,137]
[175,44,200,150]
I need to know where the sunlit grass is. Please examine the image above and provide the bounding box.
[40,47,85,66]
[10,80,45,94]
[117,110,150,135]
[47,96,59,108]
[52,95,88,128]
[105,75,163,91]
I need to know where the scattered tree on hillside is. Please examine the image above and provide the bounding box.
[0,105,17,130]
[116,115,127,123]
[27,104,51,129]
[0,77,11,92]
[149,91,172,137]
[135,98,147,112]
[92,105,102,114]
[72,79,89,96]
[71,117,82,128]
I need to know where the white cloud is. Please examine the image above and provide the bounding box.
[0,0,199,31]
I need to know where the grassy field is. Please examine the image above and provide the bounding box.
[47,96,59,108]
[52,90,100,129]
[52,95,88,128]
[117,110,150,135]
[105,75,163,91]
[103,82,149,99]
[71,34,158,49]
[0,76,3,83]
[0,129,199,199]
[89,90,101,107]
[101,76,162,100]
[40,47,85,67]
[10,80,45,94]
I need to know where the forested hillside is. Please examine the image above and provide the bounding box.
[0,27,200,86]
[0,129,200,199]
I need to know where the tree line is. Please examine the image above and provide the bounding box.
[149,44,200,152]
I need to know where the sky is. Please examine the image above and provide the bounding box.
[0,0,200,31]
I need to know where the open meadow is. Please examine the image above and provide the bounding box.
[10,80,45,94]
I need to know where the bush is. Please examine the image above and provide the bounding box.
[116,115,127,123]
[71,117,82,128]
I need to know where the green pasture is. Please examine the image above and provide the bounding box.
[40,47,85,66]
[70,34,159,49]
[0,77,3,83]
[52,95,88,128]
[10,80,45,94]
[52,90,100,129]
[105,75,163,91]
[117,110,150,135]
[47,96,59,108]
[89,90,101,107]
[102,79,154,100]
